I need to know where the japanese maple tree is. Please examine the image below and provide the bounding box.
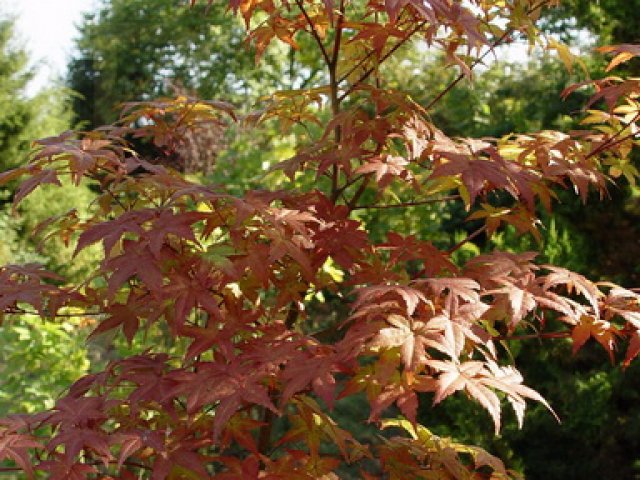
[2,1,640,478]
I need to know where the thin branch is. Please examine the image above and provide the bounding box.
[258,407,276,454]
[4,307,103,317]
[330,0,345,69]
[585,111,640,160]
[347,175,372,210]
[496,331,571,341]
[285,301,299,329]
[424,30,511,111]
[257,302,299,455]
[447,224,487,254]
[335,172,367,197]
[299,65,322,89]
[0,459,153,474]
[295,0,331,66]
[352,194,460,210]
[425,0,552,111]
[338,20,427,102]
[328,1,346,201]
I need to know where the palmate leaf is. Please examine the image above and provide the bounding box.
[13,168,61,205]
[542,265,601,318]
[0,431,42,479]
[624,331,640,368]
[427,358,557,434]
[38,460,98,480]
[0,264,66,316]
[598,44,640,71]
[381,418,509,478]
[570,315,617,360]
[352,284,430,318]
[168,359,279,440]
[427,359,502,433]
[279,396,368,463]
[369,314,432,371]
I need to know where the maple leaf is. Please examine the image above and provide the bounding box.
[351,23,407,58]
[430,154,512,206]
[103,240,166,296]
[422,312,481,360]
[428,359,502,433]
[369,314,442,371]
[601,285,640,325]
[468,204,542,242]
[211,455,262,480]
[401,114,433,160]
[464,251,539,287]
[313,218,369,270]
[37,460,98,480]
[487,277,540,330]
[354,155,413,189]
[380,232,457,276]
[47,428,113,466]
[0,166,28,187]
[110,353,177,407]
[369,382,419,425]
[483,360,555,423]
[571,315,617,360]
[279,346,338,408]
[163,263,224,330]
[14,168,61,205]
[420,277,481,315]
[353,284,430,317]
[150,444,211,480]
[111,433,143,471]
[624,331,640,368]
[280,396,367,463]
[0,264,65,315]
[90,302,142,344]
[597,44,640,71]
[169,359,278,439]
[145,210,205,257]
[0,431,41,479]
[220,415,263,454]
[47,396,115,431]
[542,265,601,318]
[384,0,408,23]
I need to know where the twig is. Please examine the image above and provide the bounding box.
[4,307,103,317]
[352,195,460,210]
[425,0,553,111]
[447,224,487,254]
[424,30,511,111]
[496,331,571,341]
[347,175,372,210]
[295,0,331,66]
[338,20,427,102]
[585,111,640,160]
[328,1,346,201]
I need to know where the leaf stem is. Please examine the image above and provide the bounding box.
[496,331,571,341]
[447,224,487,254]
[425,0,552,111]
[585,111,640,160]
[295,0,331,67]
[338,20,427,102]
[352,195,460,211]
